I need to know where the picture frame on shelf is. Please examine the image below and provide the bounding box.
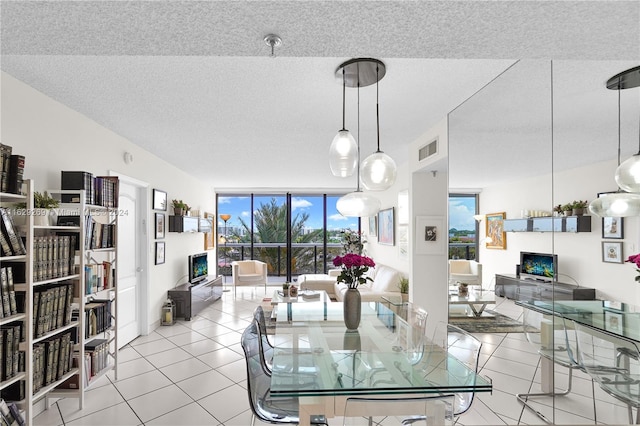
[485,212,506,250]
[152,189,167,211]
[155,241,166,265]
[602,241,623,263]
[598,191,624,239]
[377,207,395,245]
[415,215,445,255]
[154,213,165,239]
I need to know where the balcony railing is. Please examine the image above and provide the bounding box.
[448,242,477,260]
[217,242,343,278]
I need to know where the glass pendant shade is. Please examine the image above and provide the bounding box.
[336,191,381,217]
[360,151,397,190]
[615,154,640,192]
[588,192,640,217]
[329,130,358,177]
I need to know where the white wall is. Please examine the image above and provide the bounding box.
[1,72,216,333]
[479,157,640,304]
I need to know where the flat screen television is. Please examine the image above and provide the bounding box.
[520,251,557,282]
[188,252,209,284]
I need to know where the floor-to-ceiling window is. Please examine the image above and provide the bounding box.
[448,194,478,260]
[216,193,358,282]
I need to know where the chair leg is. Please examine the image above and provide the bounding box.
[517,367,574,424]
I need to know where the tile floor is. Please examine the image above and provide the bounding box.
[32,285,635,425]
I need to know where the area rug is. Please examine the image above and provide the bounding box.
[449,310,524,334]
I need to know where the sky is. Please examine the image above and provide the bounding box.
[449,197,476,231]
[217,195,359,231]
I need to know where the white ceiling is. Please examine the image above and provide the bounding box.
[1,1,639,191]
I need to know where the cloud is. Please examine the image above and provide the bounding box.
[241,211,250,218]
[291,197,312,211]
[329,213,348,221]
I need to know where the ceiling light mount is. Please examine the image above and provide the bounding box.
[263,34,282,57]
[334,58,386,88]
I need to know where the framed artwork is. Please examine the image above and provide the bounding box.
[154,213,165,239]
[604,310,624,334]
[152,189,167,211]
[599,192,623,239]
[378,207,395,246]
[415,216,445,255]
[397,190,409,225]
[485,212,506,250]
[204,212,215,250]
[604,300,623,311]
[155,241,166,265]
[602,241,623,263]
[398,225,408,259]
[369,215,377,237]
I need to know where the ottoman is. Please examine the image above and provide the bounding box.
[297,273,338,299]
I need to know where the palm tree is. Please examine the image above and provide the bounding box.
[236,198,323,276]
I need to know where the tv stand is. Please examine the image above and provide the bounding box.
[495,274,595,301]
[168,275,223,320]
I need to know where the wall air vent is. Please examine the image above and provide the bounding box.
[418,138,438,162]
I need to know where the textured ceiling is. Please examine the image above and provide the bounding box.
[1,1,639,191]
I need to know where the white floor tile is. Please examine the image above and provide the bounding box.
[108,357,156,381]
[131,337,177,357]
[176,369,235,400]
[127,384,193,422]
[211,330,243,347]
[198,383,251,423]
[154,322,192,338]
[164,329,209,346]
[181,337,225,356]
[33,404,64,426]
[129,331,164,346]
[197,347,244,368]
[158,357,211,382]
[113,369,173,400]
[65,402,141,425]
[144,347,193,368]
[215,357,247,383]
[145,401,219,425]
[56,383,125,422]
[116,345,142,363]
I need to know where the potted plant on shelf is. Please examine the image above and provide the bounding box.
[16,191,60,226]
[553,204,564,217]
[571,200,589,216]
[399,277,409,302]
[561,203,574,216]
[171,199,187,216]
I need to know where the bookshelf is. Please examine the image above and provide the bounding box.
[0,180,30,424]
[0,179,119,424]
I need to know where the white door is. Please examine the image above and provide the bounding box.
[117,178,147,347]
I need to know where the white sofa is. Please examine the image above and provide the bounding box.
[334,264,403,302]
[449,259,482,286]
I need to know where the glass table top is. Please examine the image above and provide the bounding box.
[516,299,640,343]
[270,301,492,398]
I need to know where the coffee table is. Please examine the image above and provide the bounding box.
[270,289,331,305]
[448,290,496,318]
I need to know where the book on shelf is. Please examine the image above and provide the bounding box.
[0,143,12,194]
[85,338,108,379]
[0,381,24,405]
[33,283,73,338]
[5,268,17,316]
[0,208,25,256]
[60,171,94,205]
[0,397,23,426]
[0,268,10,318]
[5,155,25,196]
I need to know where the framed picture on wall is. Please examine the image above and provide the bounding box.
[377,207,395,245]
[154,213,165,239]
[604,310,624,334]
[415,215,445,255]
[155,241,166,265]
[485,212,506,250]
[204,212,215,250]
[599,192,624,239]
[369,215,377,237]
[152,189,167,211]
[602,241,623,263]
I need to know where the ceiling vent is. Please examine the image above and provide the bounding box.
[418,138,438,162]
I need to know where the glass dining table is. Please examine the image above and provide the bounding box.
[270,301,492,425]
[516,299,640,392]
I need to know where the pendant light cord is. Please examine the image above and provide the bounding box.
[356,70,361,192]
[618,76,621,166]
[376,64,382,153]
[341,67,347,131]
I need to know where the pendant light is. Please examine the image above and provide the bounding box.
[336,59,381,217]
[589,70,640,217]
[329,67,358,177]
[360,63,397,191]
[614,66,640,192]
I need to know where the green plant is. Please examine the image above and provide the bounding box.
[34,191,59,209]
[571,200,589,209]
[171,199,188,210]
[399,277,409,294]
[561,203,573,212]
[553,204,563,214]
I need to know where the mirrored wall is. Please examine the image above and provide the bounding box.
[448,59,640,424]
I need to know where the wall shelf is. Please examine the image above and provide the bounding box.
[503,215,591,233]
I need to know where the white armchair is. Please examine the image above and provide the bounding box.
[231,260,268,297]
[449,260,482,286]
